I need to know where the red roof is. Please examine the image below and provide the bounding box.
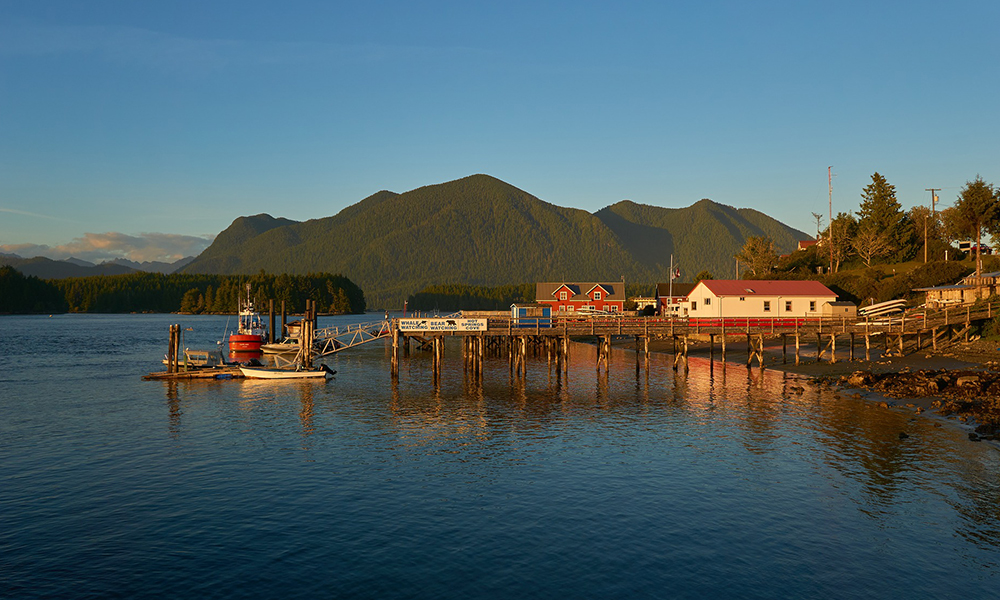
[698,280,836,297]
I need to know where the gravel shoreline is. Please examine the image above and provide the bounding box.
[611,335,1000,443]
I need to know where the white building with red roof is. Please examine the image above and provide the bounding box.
[682,280,844,319]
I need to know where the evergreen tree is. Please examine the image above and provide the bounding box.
[946,175,999,274]
[856,173,914,262]
[180,288,201,313]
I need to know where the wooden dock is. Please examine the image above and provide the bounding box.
[143,366,244,381]
[389,301,999,375]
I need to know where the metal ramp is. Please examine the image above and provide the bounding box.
[269,318,392,369]
[272,313,463,367]
[313,319,392,357]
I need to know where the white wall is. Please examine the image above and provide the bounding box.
[684,291,835,318]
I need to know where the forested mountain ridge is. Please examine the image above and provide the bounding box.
[594,198,806,280]
[181,175,810,307]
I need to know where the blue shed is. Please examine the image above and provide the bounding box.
[511,303,552,328]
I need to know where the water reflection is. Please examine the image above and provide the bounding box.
[154,336,1000,563]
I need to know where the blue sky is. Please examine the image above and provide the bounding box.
[1,0,998,263]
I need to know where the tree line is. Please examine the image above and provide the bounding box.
[735,174,1000,276]
[0,266,69,313]
[406,282,661,312]
[0,269,366,315]
[406,283,535,312]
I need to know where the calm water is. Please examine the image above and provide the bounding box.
[2,314,999,599]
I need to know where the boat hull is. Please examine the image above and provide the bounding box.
[229,333,265,352]
[239,366,335,380]
[260,341,301,354]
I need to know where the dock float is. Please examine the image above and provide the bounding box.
[143,366,245,381]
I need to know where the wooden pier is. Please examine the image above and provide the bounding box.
[389,301,998,376]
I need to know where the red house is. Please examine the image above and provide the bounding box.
[536,282,625,314]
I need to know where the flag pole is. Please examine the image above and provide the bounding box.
[669,254,673,317]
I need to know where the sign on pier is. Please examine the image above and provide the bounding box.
[399,318,487,332]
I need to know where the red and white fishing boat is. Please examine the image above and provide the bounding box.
[228,285,268,353]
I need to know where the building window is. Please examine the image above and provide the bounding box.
[739,297,745,302]
[691,301,698,311]
[785,300,792,312]
[560,291,567,301]
[704,298,711,306]
[609,305,619,312]
[763,301,771,312]
[594,291,602,301]
[809,301,816,312]
[567,305,574,312]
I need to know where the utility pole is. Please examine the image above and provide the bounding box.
[925,188,940,263]
[828,166,834,274]
[924,213,928,263]
[926,188,940,216]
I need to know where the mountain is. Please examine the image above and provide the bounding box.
[103,256,196,274]
[182,175,810,307]
[593,198,806,280]
[64,257,96,267]
[0,256,138,279]
[0,255,195,279]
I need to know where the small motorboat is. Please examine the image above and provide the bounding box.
[239,364,336,380]
[260,340,301,354]
[162,349,223,368]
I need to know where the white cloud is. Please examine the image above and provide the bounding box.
[1,232,213,263]
[0,18,483,74]
[0,207,61,220]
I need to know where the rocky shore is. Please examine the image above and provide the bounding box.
[823,367,1000,441]
[625,335,1000,442]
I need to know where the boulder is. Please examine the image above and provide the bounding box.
[847,371,874,387]
[957,375,980,387]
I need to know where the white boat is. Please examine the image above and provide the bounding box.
[239,364,336,380]
[261,320,310,354]
[260,340,301,354]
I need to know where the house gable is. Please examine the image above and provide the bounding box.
[552,284,577,301]
[586,284,612,301]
